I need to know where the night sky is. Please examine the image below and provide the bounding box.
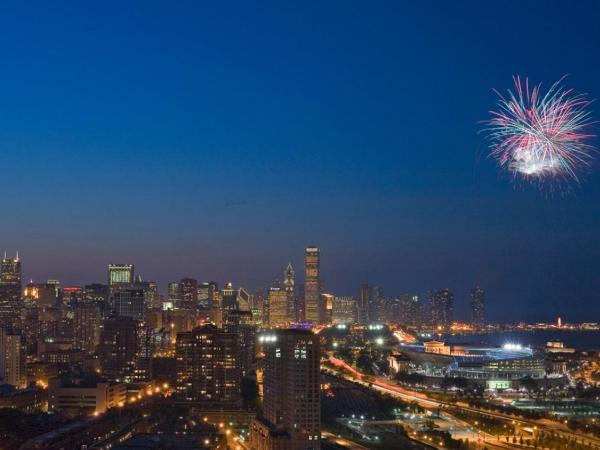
[1,1,599,322]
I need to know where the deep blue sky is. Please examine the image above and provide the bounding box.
[1,1,599,322]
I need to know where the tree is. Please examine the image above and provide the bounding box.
[395,372,425,385]
[356,351,374,374]
[335,346,355,365]
[376,358,390,375]
[520,376,539,399]
[424,419,437,431]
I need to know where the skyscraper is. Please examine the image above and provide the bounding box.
[166,282,180,310]
[238,287,251,311]
[470,287,485,329]
[251,329,321,450]
[84,283,109,304]
[130,280,161,310]
[23,282,58,308]
[0,327,26,388]
[73,302,102,353]
[221,281,237,310]
[0,253,22,328]
[358,284,384,324]
[21,294,41,352]
[321,293,333,325]
[210,290,223,327]
[283,263,296,322]
[134,323,155,382]
[369,286,384,323]
[197,281,217,310]
[332,296,357,324]
[358,284,371,324]
[388,294,421,326]
[107,264,134,288]
[62,286,84,306]
[179,277,198,310]
[304,246,321,324]
[267,285,288,327]
[428,288,454,329]
[175,324,240,407]
[98,314,138,382]
[223,309,256,377]
[112,286,146,321]
[1,253,21,285]
[47,279,62,305]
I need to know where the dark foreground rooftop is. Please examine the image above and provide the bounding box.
[113,433,211,449]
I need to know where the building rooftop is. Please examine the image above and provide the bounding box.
[113,433,212,449]
[0,385,40,397]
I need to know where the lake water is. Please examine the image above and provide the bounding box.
[441,330,600,352]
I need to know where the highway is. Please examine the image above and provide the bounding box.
[321,431,370,449]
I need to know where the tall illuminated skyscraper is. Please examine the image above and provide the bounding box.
[0,253,22,327]
[251,329,321,450]
[304,246,321,324]
[267,285,288,327]
[73,302,102,353]
[283,263,296,322]
[210,290,223,327]
[179,277,198,310]
[470,286,485,329]
[1,253,21,284]
[237,287,251,311]
[98,314,138,382]
[23,282,57,307]
[223,309,255,377]
[321,293,333,324]
[107,264,134,287]
[221,281,237,310]
[332,296,357,325]
[166,282,180,310]
[175,324,240,407]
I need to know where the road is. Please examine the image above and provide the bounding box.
[321,431,370,449]
[223,429,248,450]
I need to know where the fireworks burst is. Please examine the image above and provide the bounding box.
[483,76,595,186]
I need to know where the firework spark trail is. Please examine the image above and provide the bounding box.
[483,76,595,186]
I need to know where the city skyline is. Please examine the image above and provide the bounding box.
[2,249,588,325]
